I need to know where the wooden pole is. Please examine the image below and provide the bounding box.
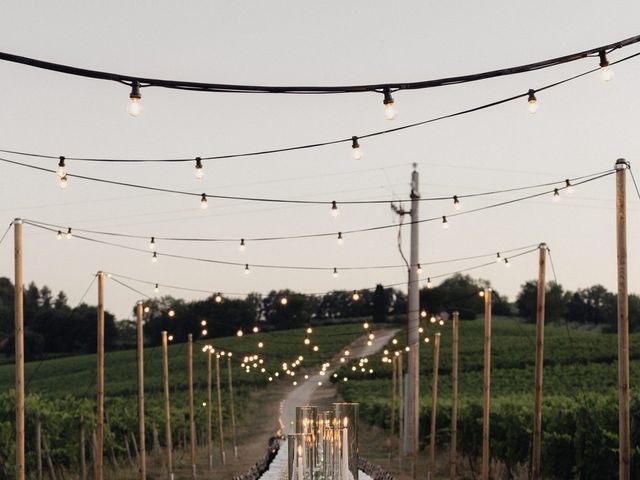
[398,352,404,468]
[207,350,213,471]
[390,354,397,459]
[532,244,547,480]
[450,311,459,480]
[14,218,25,480]
[96,271,105,480]
[136,301,146,480]
[215,353,226,465]
[36,414,42,480]
[481,289,492,480]
[80,415,86,480]
[188,334,197,479]
[161,331,174,480]
[227,356,238,459]
[428,332,441,480]
[615,159,630,480]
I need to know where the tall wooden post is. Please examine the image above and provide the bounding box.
[96,271,105,480]
[450,311,459,480]
[227,356,238,458]
[532,244,547,480]
[215,353,226,465]
[35,414,42,480]
[481,288,492,480]
[136,301,146,480]
[80,416,86,480]
[428,332,441,480]
[14,218,25,480]
[398,353,404,468]
[207,350,213,471]
[187,334,196,479]
[390,355,397,456]
[615,159,630,480]
[161,331,174,480]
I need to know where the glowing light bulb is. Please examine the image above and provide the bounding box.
[420,310,427,318]
[306,327,313,334]
[331,200,339,217]
[430,316,436,324]
[351,136,363,160]
[252,325,259,333]
[565,179,574,194]
[426,278,433,289]
[258,342,264,348]
[56,156,66,178]
[304,337,311,345]
[168,309,175,317]
[479,290,485,297]
[599,51,613,81]
[424,337,430,344]
[127,81,143,117]
[383,88,397,120]
[200,320,207,327]
[200,193,208,209]
[504,258,511,268]
[417,263,422,275]
[453,195,462,210]
[337,232,344,245]
[144,306,150,313]
[363,322,369,329]
[194,157,204,179]
[202,329,208,336]
[56,230,63,240]
[149,237,156,250]
[439,320,444,326]
[313,345,319,352]
[527,89,538,114]
[168,335,174,341]
[553,188,560,201]
[65,228,72,240]
[59,174,68,189]
[352,290,360,301]
[244,264,250,274]
[214,293,223,303]
[442,216,449,229]
[495,252,501,263]
[154,283,159,293]
[280,297,288,306]
[151,252,158,263]
[238,238,247,252]
[418,326,424,333]
[332,267,339,278]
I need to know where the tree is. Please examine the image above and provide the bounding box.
[54,291,68,309]
[372,284,388,323]
[516,280,567,323]
[566,285,616,326]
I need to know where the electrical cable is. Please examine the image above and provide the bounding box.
[0,222,12,246]
[628,166,640,202]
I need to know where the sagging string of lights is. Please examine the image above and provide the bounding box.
[1,48,638,177]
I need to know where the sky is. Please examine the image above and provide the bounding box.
[0,1,639,320]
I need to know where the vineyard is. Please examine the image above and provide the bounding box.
[335,317,640,479]
[0,323,367,477]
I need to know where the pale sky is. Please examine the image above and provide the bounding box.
[1,1,639,320]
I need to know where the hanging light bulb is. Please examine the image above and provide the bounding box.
[553,188,560,201]
[337,232,344,245]
[154,283,159,293]
[417,263,422,275]
[420,309,427,318]
[252,325,259,333]
[504,258,511,268]
[479,290,485,297]
[144,306,150,313]
[351,136,363,160]
[243,264,250,275]
[149,237,156,250]
[363,321,369,329]
[565,179,574,194]
[194,157,204,179]
[239,238,246,252]
[304,337,311,345]
[527,89,538,114]
[383,87,397,120]
[280,297,288,306]
[168,309,175,317]
[56,156,66,178]
[214,293,223,303]
[442,216,449,229]
[65,228,72,240]
[352,290,360,301]
[127,81,143,116]
[151,252,158,263]
[599,51,613,81]
[331,201,339,217]
[59,174,68,189]
[56,230,63,240]
[237,329,244,337]
[426,278,433,289]
[495,252,502,263]
[332,267,339,278]
[453,195,462,210]
[200,193,208,209]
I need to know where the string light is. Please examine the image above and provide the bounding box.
[553,188,560,201]
[252,325,259,333]
[151,252,158,263]
[417,264,422,275]
[56,230,62,240]
[239,238,246,252]
[420,310,427,318]
[352,290,360,301]
[214,293,223,303]
[430,316,436,324]
[313,345,319,352]
[331,201,339,217]
[527,89,538,114]
[244,264,250,274]
[599,51,613,81]
[258,341,264,348]
[128,81,143,117]
[332,267,339,278]
[200,320,207,327]
[424,337,430,344]
[56,156,66,178]
[439,319,445,326]
[154,283,159,293]
[304,337,311,345]
[337,232,344,245]
[59,174,68,189]
[168,309,175,317]
[65,228,72,240]
[418,326,424,333]
[383,87,397,120]
[351,136,362,160]
[479,290,485,297]
[495,252,502,263]
[202,329,208,336]
[306,327,313,334]
[168,335,174,341]
[504,258,511,268]
[200,193,208,209]
[363,322,369,329]
[442,216,449,229]
[453,195,462,210]
[280,297,288,306]
[426,278,433,289]
[149,237,156,250]
[144,306,150,313]
[565,179,574,194]
[194,157,204,179]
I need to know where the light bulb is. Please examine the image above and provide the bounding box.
[599,51,613,81]
[128,81,143,117]
[59,174,68,189]
[351,136,362,160]
[244,264,250,274]
[363,322,369,329]
[453,195,461,210]
[151,252,158,263]
[430,316,436,324]
[442,216,449,229]
[383,88,397,120]
[149,237,156,250]
[352,290,360,301]
[479,290,485,297]
[56,230,63,240]
[304,337,311,345]
[214,293,223,303]
[144,306,150,313]
[527,89,538,114]
[154,283,159,293]
[565,179,574,194]
[194,157,204,179]
[168,309,175,317]
[237,329,244,337]
[424,337,430,344]
[495,253,501,263]
[200,320,207,326]
[258,341,264,348]
[202,329,208,336]
[504,258,511,268]
[56,156,66,178]
[417,263,422,275]
[333,267,339,278]
[331,201,339,217]
[168,335,174,341]
[439,319,444,326]
[313,345,319,352]
[65,228,72,240]
[426,278,433,289]
[553,188,560,201]
[239,238,246,251]
[306,327,313,334]
[280,297,288,306]
[337,232,344,245]
[420,310,427,318]
[200,193,208,209]
[253,325,259,333]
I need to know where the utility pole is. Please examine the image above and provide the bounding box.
[532,244,547,480]
[14,219,25,480]
[481,288,492,480]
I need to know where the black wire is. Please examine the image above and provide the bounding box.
[628,167,640,202]
[0,34,637,94]
[1,48,639,165]
[0,222,12,246]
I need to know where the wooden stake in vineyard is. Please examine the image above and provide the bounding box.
[450,311,459,480]
[187,334,197,480]
[161,331,174,480]
[227,356,238,458]
[14,218,25,480]
[428,332,441,480]
[615,158,631,480]
[481,288,492,480]
[136,301,146,480]
[96,271,105,480]
[215,353,226,465]
[532,244,547,480]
